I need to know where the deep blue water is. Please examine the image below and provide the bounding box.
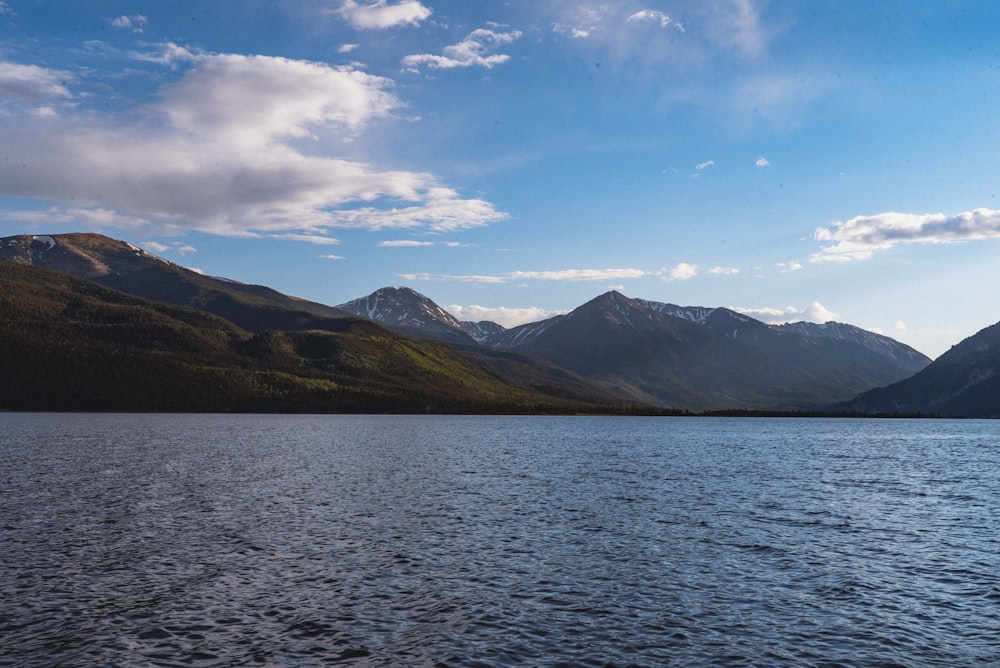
[1,414,999,667]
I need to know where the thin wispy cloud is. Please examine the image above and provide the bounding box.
[403,28,523,72]
[695,160,715,170]
[709,266,739,276]
[400,267,651,284]
[334,1,431,30]
[272,234,341,245]
[379,240,435,247]
[446,304,560,328]
[732,302,838,324]
[627,10,682,31]
[812,208,1000,262]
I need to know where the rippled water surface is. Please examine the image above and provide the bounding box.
[2,414,999,666]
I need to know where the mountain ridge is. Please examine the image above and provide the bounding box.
[0,231,956,413]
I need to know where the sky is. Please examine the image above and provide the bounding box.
[1,1,999,358]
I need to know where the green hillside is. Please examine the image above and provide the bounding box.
[0,263,621,413]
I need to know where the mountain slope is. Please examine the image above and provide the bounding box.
[1,233,352,333]
[337,286,476,344]
[840,321,1000,417]
[487,291,930,410]
[0,263,619,413]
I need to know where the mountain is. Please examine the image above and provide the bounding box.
[839,320,1000,417]
[483,291,930,410]
[0,262,624,413]
[0,233,352,333]
[336,286,476,344]
[335,286,628,405]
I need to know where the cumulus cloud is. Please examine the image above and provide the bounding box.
[335,0,431,30]
[777,261,802,272]
[446,304,558,328]
[0,54,505,238]
[695,160,715,170]
[402,28,522,71]
[142,241,169,253]
[731,301,839,324]
[756,155,770,167]
[159,54,399,145]
[812,208,1000,262]
[665,263,697,280]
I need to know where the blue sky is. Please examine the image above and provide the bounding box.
[2,1,999,358]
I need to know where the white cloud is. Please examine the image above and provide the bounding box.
[109,15,148,33]
[0,54,505,238]
[708,266,739,275]
[379,240,434,247]
[0,61,73,103]
[812,208,1000,262]
[777,261,802,272]
[339,43,360,54]
[695,160,715,170]
[510,268,646,281]
[402,28,522,71]
[399,272,506,284]
[548,1,770,68]
[446,304,558,328]
[731,301,838,324]
[321,254,346,260]
[400,267,650,283]
[553,24,591,39]
[756,155,770,167]
[665,262,697,280]
[159,54,399,145]
[895,320,907,331]
[272,234,341,245]
[627,10,681,30]
[187,266,205,275]
[0,2,10,15]
[142,241,169,253]
[176,245,197,255]
[131,42,198,66]
[335,0,431,30]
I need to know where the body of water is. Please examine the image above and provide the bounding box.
[1,414,998,666]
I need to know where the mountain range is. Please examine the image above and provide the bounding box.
[3,232,997,416]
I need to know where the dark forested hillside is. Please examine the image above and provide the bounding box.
[0,263,621,413]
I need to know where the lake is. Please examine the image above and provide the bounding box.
[1,414,998,666]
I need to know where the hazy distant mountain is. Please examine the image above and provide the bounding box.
[0,233,351,333]
[484,291,931,410]
[840,320,1000,417]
